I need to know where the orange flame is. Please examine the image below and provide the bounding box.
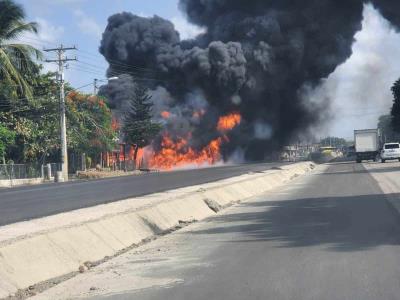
[135,147,145,169]
[149,134,222,170]
[161,111,171,119]
[217,112,242,132]
[147,112,242,170]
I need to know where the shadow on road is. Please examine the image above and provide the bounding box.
[192,194,400,252]
[319,166,400,176]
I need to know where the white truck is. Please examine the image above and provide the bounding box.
[354,129,380,163]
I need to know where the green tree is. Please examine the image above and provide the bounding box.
[0,0,42,101]
[378,114,399,142]
[66,91,117,158]
[0,71,117,164]
[0,123,15,163]
[0,71,60,162]
[391,78,400,133]
[123,85,162,165]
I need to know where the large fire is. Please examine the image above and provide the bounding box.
[217,112,242,132]
[147,112,242,170]
[148,135,223,170]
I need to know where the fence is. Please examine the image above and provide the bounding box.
[106,159,148,172]
[0,163,61,180]
[44,163,62,179]
[0,159,147,182]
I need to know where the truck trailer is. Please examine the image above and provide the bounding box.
[354,129,380,163]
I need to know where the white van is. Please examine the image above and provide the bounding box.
[380,143,400,163]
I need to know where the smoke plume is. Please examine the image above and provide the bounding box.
[99,1,400,161]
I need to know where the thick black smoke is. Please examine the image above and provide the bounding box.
[99,1,400,161]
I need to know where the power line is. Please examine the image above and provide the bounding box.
[76,48,166,74]
[72,59,152,75]
[72,82,97,91]
[17,38,48,50]
[15,35,171,81]
[0,80,111,112]
[68,63,175,83]
[75,60,168,80]
[104,67,174,82]
[20,35,55,44]
[68,65,105,76]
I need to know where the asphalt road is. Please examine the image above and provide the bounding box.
[0,162,288,226]
[81,161,400,300]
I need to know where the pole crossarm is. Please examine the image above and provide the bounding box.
[45,58,77,63]
[43,45,77,52]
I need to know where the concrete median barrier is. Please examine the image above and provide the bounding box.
[0,162,315,299]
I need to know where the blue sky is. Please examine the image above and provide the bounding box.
[15,0,200,92]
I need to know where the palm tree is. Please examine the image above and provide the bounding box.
[0,0,42,100]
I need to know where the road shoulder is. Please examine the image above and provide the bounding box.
[363,161,400,215]
[29,163,324,300]
[0,162,315,299]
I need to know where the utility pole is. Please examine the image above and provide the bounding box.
[93,78,98,95]
[45,45,77,182]
[94,78,100,167]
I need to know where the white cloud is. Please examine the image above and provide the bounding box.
[137,12,150,18]
[21,17,64,46]
[310,4,400,139]
[171,15,204,40]
[13,18,65,73]
[73,9,102,39]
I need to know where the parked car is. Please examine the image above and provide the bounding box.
[380,143,400,163]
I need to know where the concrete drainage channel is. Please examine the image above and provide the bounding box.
[0,162,315,299]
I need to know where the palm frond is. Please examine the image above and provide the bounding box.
[0,47,33,99]
[5,21,38,40]
[5,43,43,66]
[0,0,25,39]
[0,0,42,101]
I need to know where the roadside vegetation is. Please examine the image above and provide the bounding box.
[0,0,41,100]
[377,78,400,143]
[123,84,161,166]
[0,0,117,167]
[0,0,160,170]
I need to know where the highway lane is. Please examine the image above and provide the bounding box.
[0,162,288,226]
[42,161,400,300]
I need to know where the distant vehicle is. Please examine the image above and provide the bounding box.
[319,146,336,154]
[354,129,380,163]
[346,145,356,157]
[318,146,343,157]
[310,146,342,163]
[380,143,400,163]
